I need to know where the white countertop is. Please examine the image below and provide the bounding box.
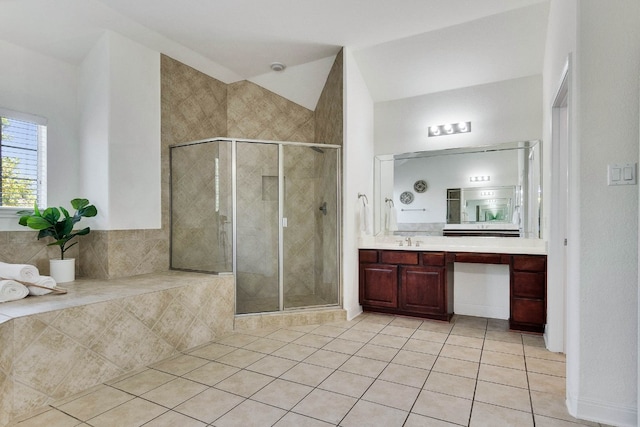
[359,235,547,255]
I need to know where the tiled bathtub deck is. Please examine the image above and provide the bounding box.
[0,272,235,425]
[12,312,604,427]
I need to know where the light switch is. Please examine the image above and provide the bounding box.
[612,167,621,181]
[624,166,634,181]
[608,163,637,186]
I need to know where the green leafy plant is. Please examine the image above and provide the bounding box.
[17,198,98,260]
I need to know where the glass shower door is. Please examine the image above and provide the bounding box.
[170,141,232,273]
[235,142,280,314]
[282,145,339,309]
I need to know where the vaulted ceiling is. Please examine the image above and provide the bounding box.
[0,0,549,109]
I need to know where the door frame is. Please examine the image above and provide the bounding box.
[547,57,572,353]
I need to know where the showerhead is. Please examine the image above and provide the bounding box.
[310,146,324,154]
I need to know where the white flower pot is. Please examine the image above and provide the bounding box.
[50,258,75,283]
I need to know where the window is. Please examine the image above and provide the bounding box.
[0,108,47,209]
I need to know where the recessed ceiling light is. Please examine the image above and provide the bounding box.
[270,62,286,72]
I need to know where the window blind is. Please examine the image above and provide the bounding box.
[0,109,47,208]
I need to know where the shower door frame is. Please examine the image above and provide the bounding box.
[170,138,342,313]
[230,138,342,314]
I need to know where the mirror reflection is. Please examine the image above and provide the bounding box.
[374,140,541,238]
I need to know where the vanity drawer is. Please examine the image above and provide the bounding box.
[451,252,507,264]
[512,272,545,299]
[422,252,445,266]
[512,255,546,272]
[359,250,379,263]
[380,251,418,265]
[511,298,546,325]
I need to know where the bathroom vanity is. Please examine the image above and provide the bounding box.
[367,139,546,332]
[358,237,547,333]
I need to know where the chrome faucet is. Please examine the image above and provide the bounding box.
[405,237,412,246]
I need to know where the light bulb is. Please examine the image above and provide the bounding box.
[430,126,440,136]
[458,122,468,132]
[444,124,453,134]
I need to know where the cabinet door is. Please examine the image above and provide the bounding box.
[399,266,445,315]
[359,264,398,308]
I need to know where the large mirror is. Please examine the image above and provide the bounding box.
[374,140,541,238]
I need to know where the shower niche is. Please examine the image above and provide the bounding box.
[170,138,341,315]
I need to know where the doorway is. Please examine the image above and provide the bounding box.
[548,60,571,353]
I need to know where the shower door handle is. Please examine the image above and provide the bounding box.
[282,217,288,227]
[319,202,327,215]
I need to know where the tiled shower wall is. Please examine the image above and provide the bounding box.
[1,52,344,280]
[313,50,343,303]
[315,50,344,147]
[228,80,314,142]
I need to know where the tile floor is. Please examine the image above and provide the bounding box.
[12,313,606,427]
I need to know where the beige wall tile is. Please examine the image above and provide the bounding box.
[50,301,120,345]
[52,350,123,399]
[14,328,86,395]
[0,369,12,426]
[11,380,51,419]
[315,51,343,146]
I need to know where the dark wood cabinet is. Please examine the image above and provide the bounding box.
[510,255,547,332]
[359,263,398,309]
[399,266,448,319]
[359,250,452,320]
[359,249,547,333]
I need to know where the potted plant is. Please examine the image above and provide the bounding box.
[18,198,98,283]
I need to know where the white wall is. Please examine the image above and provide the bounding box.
[454,263,510,319]
[107,33,161,230]
[343,48,375,320]
[545,1,640,425]
[374,75,542,156]
[79,32,161,230]
[570,2,639,425]
[0,40,79,230]
[79,34,110,229]
[542,0,577,391]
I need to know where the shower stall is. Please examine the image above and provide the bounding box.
[170,138,341,315]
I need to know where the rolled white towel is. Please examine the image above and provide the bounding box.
[25,276,57,296]
[386,206,399,232]
[358,201,366,233]
[0,262,39,282]
[0,280,29,303]
[365,204,373,235]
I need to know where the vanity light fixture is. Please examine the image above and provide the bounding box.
[428,121,471,137]
[470,175,490,182]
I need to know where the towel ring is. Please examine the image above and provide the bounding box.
[385,198,394,207]
[358,193,369,205]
